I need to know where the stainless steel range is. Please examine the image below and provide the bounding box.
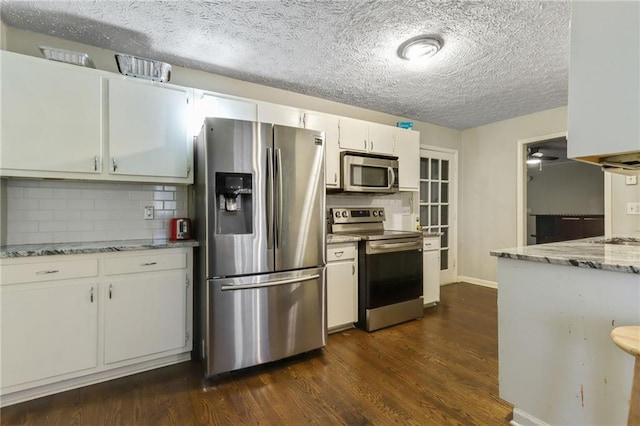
[330,207,423,331]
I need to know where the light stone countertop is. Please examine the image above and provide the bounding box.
[1,239,200,259]
[326,234,361,244]
[490,236,640,274]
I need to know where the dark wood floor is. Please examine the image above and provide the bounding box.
[1,283,512,425]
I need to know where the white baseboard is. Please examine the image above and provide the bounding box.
[456,276,498,289]
[511,408,551,426]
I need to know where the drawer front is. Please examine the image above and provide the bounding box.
[423,237,441,251]
[327,243,355,262]
[1,259,99,285]
[105,252,187,275]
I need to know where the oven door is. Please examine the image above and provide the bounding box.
[362,238,423,309]
[342,154,399,193]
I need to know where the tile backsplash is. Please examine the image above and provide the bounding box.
[4,179,189,245]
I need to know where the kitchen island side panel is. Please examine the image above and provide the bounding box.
[497,258,640,426]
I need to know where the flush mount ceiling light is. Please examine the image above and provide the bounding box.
[397,36,442,61]
[38,45,95,68]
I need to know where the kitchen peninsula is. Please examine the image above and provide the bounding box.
[491,237,640,426]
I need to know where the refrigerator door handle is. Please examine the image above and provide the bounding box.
[275,148,284,248]
[220,273,320,291]
[266,147,274,249]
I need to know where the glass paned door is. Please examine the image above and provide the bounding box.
[420,149,456,284]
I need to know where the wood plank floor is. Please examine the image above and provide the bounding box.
[1,283,512,425]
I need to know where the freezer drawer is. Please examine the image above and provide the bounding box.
[205,267,326,376]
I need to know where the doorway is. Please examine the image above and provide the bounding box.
[419,147,457,284]
[517,133,604,246]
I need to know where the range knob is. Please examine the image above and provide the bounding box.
[341,211,349,218]
[372,211,378,217]
[378,209,384,217]
[334,211,340,218]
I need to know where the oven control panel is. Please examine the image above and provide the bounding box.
[330,207,385,224]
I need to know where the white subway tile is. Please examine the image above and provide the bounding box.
[81,210,112,221]
[23,233,53,244]
[153,229,169,239]
[9,180,38,188]
[39,221,68,232]
[6,234,24,245]
[143,184,165,191]
[81,189,107,199]
[53,188,82,199]
[128,191,153,200]
[39,199,68,210]
[9,199,39,210]
[81,231,107,241]
[9,222,39,233]
[24,188,53,198]
[155,210,175,220]
[163,185,177,191]
[7,187,24,199]
[68,199,94,210]
[22,210,54,221]
[154,191,174,201]
[67,221,94,232]
[52,231,84,243]
[163,201,177,210]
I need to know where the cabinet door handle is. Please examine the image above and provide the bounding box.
[352,264,355,275]
[94,156,99,171]
[141,262,157,266]
[112,158,118,172]
[363,139,367,149]
[90,286,94,303]
[370,141,373,151]
[36,270,59,275]
[334,172,338,184]
[334,251,344,258]
[109,284,113,299]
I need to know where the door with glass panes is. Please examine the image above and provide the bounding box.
[419,149,457,284]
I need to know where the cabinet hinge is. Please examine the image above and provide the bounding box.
[186,274,190,287]
[185,332,190,343]
[186,164,192,176]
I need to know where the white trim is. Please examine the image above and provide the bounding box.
[511,408,552,426]
[516,131,568,247]
[456,275,498,289]
[604,172,612,236]
[419,147,459,283]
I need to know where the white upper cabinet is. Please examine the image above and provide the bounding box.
[257,102,303,127]
[567,1,640,161]
[108,78,191,180]
[0,51,103,176]
[303,112,341,188]
[193,91,256,134]
[394,128,420,191]
[338,117,395,156]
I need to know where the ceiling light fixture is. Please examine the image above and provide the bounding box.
[398,36,442,61]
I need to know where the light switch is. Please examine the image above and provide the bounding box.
[144,206,154,220]
[625,175,638,185]
[626,202,640,215]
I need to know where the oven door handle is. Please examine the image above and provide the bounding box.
[367,240,422,254]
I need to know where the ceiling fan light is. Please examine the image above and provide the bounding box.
[527,157,541,165]
[398,36,442,61]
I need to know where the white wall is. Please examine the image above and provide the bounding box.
[459,107,569,283]
[608,173,640,236]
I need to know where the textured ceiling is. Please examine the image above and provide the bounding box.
[0,1,571,130]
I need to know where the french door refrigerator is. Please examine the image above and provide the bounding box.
[194,117,326,376]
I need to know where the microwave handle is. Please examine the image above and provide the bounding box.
[388,167,396,189]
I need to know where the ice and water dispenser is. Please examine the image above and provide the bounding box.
[215,172,253,234]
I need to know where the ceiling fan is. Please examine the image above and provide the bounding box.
[527,147,558,170]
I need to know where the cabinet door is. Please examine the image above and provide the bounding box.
[194,92,256,130]
[0,51,102,175]
[1,281,98,388]
[257,102,302,127]
[395,129,420,191]
[368,123,396,156]
[305,113,340,187]
[567,2,640,159]
[104,270,187,364]
[326,260,357,329]
[108,78,190,179]
[338,117,369,152]
[423,239,441,305]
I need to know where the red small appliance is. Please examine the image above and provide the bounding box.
[170,218,191,241]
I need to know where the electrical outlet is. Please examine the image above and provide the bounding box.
[625,175,638,185]
[626,202,640,215]
[144,206,154,220]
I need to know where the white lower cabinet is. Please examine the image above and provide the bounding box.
[423,236,441,305]
[326,242,358,331]
[0,248,193,406]
[1,280,99,388]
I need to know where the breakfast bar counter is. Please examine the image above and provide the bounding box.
[491,237,640,426]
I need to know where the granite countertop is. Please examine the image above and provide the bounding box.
[1,239,200,258]
[327,234,361,244]
[490,236,640,274]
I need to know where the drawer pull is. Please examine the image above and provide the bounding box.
[90,287,94,303]
[333,251,344,258]
[109,284,113,299]
[141,262,158,266]
[36,270,59,275]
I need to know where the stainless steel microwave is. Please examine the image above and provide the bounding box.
[341,152,399,193]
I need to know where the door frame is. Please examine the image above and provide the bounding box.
[516,131,567,246]
[419,145,458,284]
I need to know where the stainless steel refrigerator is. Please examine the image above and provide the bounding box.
[194,117,326,377]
